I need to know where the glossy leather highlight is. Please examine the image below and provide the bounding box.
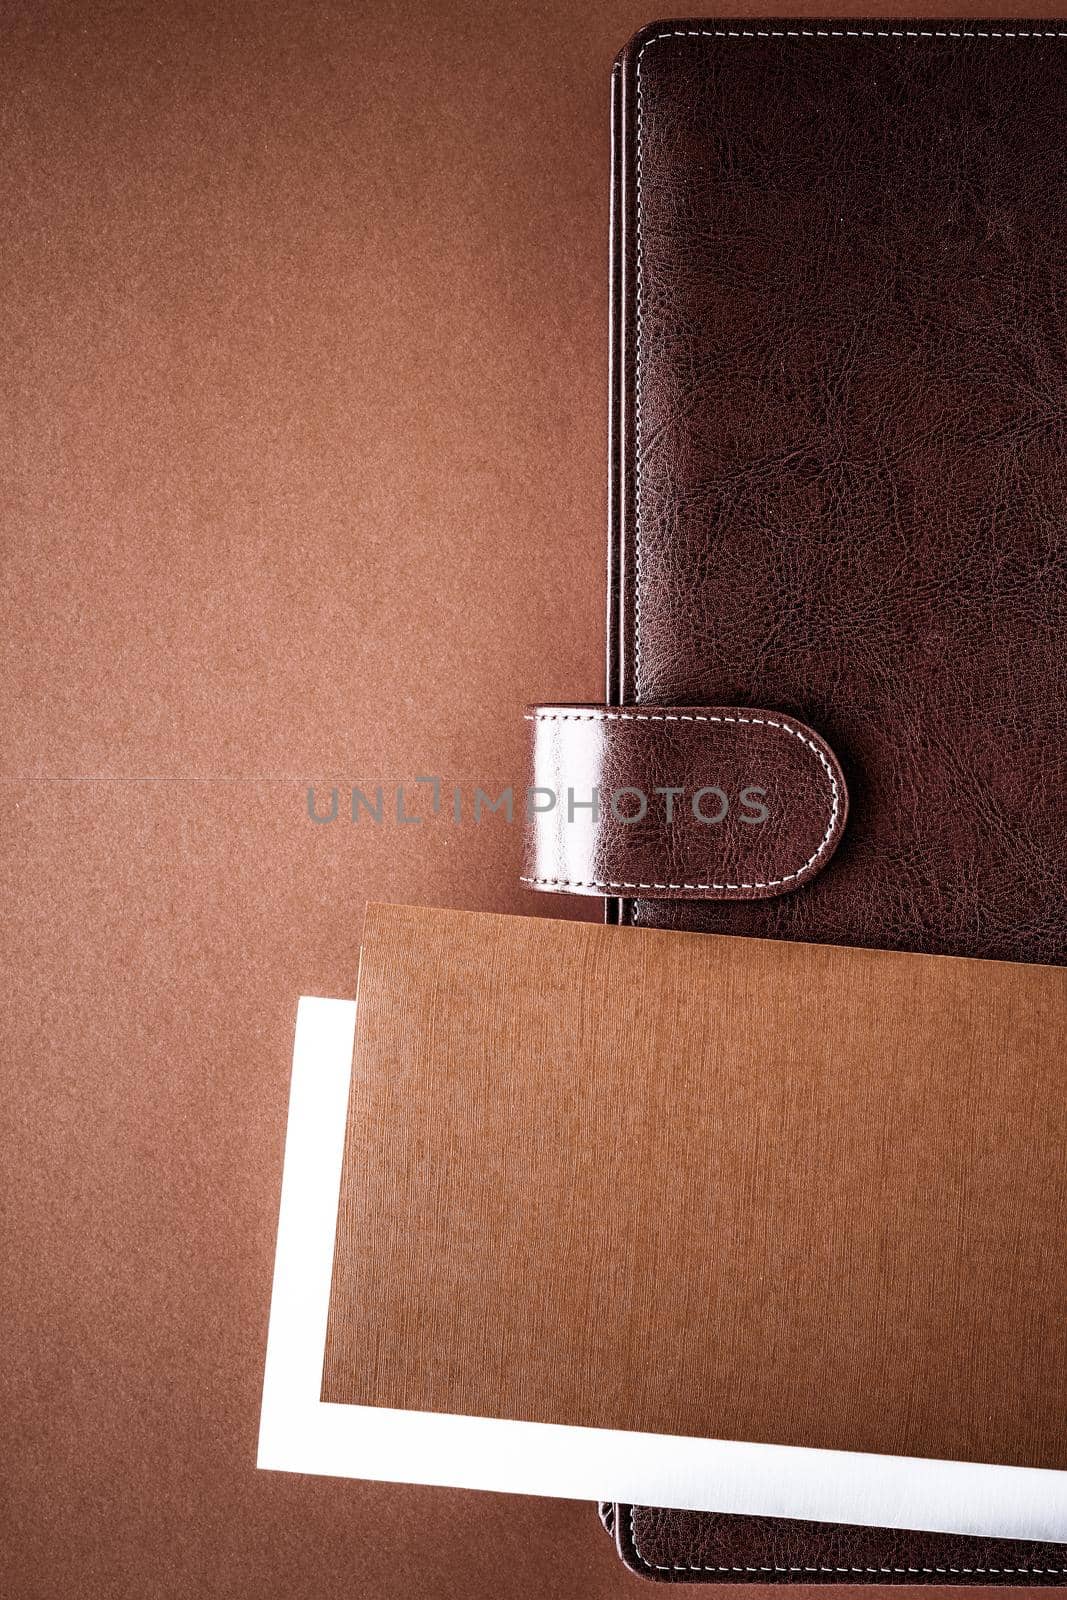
[522,704,847,899]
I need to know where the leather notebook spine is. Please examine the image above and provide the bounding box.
[606,49,627,932]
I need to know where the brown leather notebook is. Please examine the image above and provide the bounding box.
[583,16,1067,1584]
[321,904,1067,1483]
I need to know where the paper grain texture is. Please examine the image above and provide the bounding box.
[323,903,1067,1470]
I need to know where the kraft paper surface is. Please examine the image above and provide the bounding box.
[324,904,1067,1470]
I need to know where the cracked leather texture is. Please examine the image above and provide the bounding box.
[606,17,1067,1586]
[605,1505,1067,1586]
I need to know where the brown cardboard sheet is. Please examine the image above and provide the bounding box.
[323,904,1067,1469]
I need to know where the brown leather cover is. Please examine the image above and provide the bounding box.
[321,902,1067,1473]
[607,16,1067,1584]
[522,703,847,898]
[603,1504,1067,1587]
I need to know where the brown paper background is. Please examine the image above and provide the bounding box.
[1,3,1060,1597]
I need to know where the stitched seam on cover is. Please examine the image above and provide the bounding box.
[634,36,646,697]
[627,1506,1063,1578]
[522,710,839,890]
[632,26,1067,686]
[627,21,1067,881]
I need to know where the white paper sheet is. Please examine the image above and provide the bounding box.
[257,996,1067,1540]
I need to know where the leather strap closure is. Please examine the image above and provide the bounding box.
[522,704,848,901]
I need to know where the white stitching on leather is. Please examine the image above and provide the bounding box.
[522,710,840,891]
[627,1505,1065,1578]
[633,40,646,695]
[628,23,1066,896]
[633,26,1067,698]
[640,29,1067,40]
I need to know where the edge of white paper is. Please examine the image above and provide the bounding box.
[257,995,1067,1540]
